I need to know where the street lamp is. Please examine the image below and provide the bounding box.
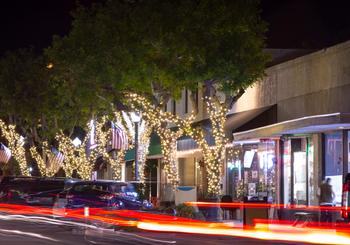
[72,137,82,147]
[130,112,141,181]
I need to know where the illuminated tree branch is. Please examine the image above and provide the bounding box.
[0,119,29,176]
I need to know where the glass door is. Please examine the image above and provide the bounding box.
[324,132,343,205]
[283,137,312,205]
[293,149,307,205]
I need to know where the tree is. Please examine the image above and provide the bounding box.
[0,49,56,175]
[127,0,269,195]
[47,0,269,194]
[0,49,53,138]
[0,48,103,177]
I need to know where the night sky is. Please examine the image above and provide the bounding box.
[1,0,350,55]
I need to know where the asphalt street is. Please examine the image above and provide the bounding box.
[0,215,309,245]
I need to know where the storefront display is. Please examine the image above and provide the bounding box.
[226,140,277,202]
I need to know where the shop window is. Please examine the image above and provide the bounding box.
[229,141,277,202]
[258,140,277,202]
[178,158,195,186]
[292,138,307,205]
[325,132,343,205]
[125,161,135,181]
[243,145,259,198]
[282,135,318,205]
[283,137,313,206]
[226,147,243,200]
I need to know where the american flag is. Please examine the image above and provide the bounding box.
[111,122,128,150]
[0,143,11,164]
[47,148,64,168]
[88,119,97,150]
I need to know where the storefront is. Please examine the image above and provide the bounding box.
[231,113,350,211]
[226,139,278,203]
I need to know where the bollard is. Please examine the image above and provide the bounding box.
[84,206,90,217]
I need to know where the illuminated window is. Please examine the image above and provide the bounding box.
[325,132,343,205]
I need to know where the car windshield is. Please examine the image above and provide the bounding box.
[1,178,37,193]
[0,178,66,194]
[32,180,65,193]
[121,183,139,198]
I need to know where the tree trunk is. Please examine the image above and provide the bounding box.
[158,129,180,188]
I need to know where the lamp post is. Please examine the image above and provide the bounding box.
[131,112,141,181]
[72,137,82,147]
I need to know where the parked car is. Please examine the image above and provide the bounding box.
[0,176,38,204]
[0,176,78,207]
[26,178,79,206]
[63,180,152,210]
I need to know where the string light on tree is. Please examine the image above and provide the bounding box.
[127,93,228,196]
[55,127,95,180]
[0,119,29,176]
[184,96,228,196]
[126,93,195,188]
[91,114,128,181]
[29,141,58,177]
[122,111,152,184]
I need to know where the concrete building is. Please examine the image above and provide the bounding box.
[168,40,350,213]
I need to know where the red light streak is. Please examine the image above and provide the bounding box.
[185,201,344,211]
[1,203,350,244]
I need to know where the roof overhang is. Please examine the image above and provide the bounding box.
[233,112,350,141]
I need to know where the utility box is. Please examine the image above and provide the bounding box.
[175,186,197,205]
[243,196,269,227]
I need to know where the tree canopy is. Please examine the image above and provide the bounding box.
[0,49,53,138]
[0,48,94,142]
[47,0,269,107]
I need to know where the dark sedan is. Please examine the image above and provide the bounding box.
[0,176,78,206]
[65,180,152,210]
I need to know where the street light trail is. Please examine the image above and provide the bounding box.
[185,201,344,211]
[1,204,350,244]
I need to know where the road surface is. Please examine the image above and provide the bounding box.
[0,215,308,245]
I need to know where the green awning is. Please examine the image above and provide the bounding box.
[124,148,135,162]
[124,133,162,161]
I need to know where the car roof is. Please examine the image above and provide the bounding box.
[0,176,80,183]
[72,180,127,185]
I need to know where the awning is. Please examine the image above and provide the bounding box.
[233,112,350,141]
[226,105,275,137]
[124,133,162,161]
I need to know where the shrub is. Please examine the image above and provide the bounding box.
[175,204,195,219]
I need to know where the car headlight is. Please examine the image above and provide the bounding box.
[143,200,152,208]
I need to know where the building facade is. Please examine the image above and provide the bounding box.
[230,40,350,208]
[118,40,350,208]
[168,40,350,209]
